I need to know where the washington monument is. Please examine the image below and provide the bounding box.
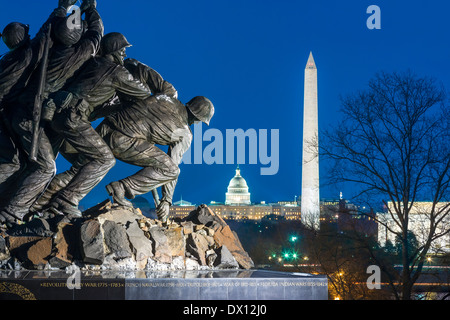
[301,52,320,230]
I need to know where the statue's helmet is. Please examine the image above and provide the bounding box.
[100,32,131,56]
[53,16,84,47]
[1,22,30,50]
[186,96,215,126]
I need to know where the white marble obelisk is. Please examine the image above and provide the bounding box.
[301,52,320,230]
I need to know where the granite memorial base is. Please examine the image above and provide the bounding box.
[0,269,328,301]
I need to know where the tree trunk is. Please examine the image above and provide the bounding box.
[401,236,412,300]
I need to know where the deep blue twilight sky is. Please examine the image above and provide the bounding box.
[1,1,449,208]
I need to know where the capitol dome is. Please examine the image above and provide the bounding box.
[225,166,251,205]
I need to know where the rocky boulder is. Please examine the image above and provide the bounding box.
[103,220,133,260]
[0,201,254,271]
[184,205,255,269]
[48,222,77,268]
[80,219,105,265]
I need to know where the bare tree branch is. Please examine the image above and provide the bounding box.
[319,70,449,299]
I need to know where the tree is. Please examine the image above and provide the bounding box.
[395,231,419,263]
[303,227,391,300]
[320,71,450,299]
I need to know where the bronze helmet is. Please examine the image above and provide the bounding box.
[1,22,30,50]
[186,96,215,126]
[53,15,85,47]
[100,32,132,56]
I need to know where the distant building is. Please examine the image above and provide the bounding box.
[378,202,450,253]
[169,166,302,221]
[173,198,193,206]
[210,203,272,220]
[225,166,251,205]
[320,198,378,238]
[207,201,301,221]
[272,203,302,221]
[170,199,302,222]
[169,197,196,220]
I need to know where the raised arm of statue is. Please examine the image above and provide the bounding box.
[124,58,178,99]
[75,5,104,56]
[59,0,78,10]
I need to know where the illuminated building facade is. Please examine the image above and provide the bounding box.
[170,201,302,222]
[378,202,450,253]
[169,166,302,221]
[169,198,195,220]
[225,166,251,205]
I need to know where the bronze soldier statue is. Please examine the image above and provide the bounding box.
[0,0,77,227]
[46,34,152,217]
[38,59,214,223]
[103,91,214,222]
[32,58,178,213]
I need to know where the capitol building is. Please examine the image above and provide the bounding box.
[169,166,302,221]
[225,166,251,205]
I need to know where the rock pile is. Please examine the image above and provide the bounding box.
[0,202,254,271]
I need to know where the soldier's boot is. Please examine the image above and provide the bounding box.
[0,213,8,231]
[48,198,83,219]
[0,209,24,229]
[106,181,133,207]
[30,172,74,213]
[31,188,60,213]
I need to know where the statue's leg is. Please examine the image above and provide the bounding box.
[50,109,115,215]
[30,168,79,213]
[0,110,57,221]
[105,131,178,200]
[31,140,80,212]
[0,117,25,194]
[94,121,132,206]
